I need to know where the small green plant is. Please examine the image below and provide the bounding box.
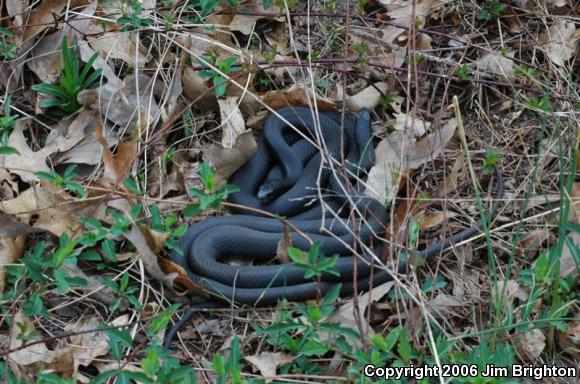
[524,95,552,113]
[0,28,17,59]
[100,272,142,312]
[2,241,88,317]
[36,164,86,198]
[477,1,506,22]
[116,0,151,31]
[262,44,281,65]
[456,63,472,80]
[352,42,369,70]
[212,336,244,384]
[150,202,188,255]
[483,148,501,174]
[199,54,237,97]
[32,37,102,117]
[259,285,359,361]
[183,162,240,216]
[515,65,539,79]
[378,94,396,107]
[288,241,340,280]
[0,96,19,155]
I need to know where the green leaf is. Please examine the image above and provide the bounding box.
[22,294,44,316]
[213,76,227,97]
[322,284,341,307]
[31,83,69,99]
[397,328,412,362]
[102,239,117,262]
[0,146,19,155]
[183,203,203,217]
[421,275,447,293]
[288,247,308,265]
[147,304,180,336]
[104,327,133,360]
[300,339,328,356]
[124,177,140,194]
[200,162,216,191]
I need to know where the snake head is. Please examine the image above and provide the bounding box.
[257,180,283,202]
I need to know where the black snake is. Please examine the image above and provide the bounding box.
[165,107,504,346]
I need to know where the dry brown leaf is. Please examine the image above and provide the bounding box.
[54,120,118,166]
[158,257,207,294]
[336,82,389,111]
[476,51,515,79]
[219,97,247,149]
[416,211,457,231]
[6,0,25,28]
[245,352,294,382]
[0,114,90,182]
[541,20,579,67]
[107,199,167,285]
[0,235,25,294]
[276,223,292,264]
[26,31,63,83]
[204,130,258,179]
[0,183,82,236]
[556,231,579,278]
[63,317,111,373]
[262,85,336,110]
[430,293,466,317]
[87,28,150,67]
[394,112,431,137]
[8,310,55,366]
[378,0,435,45]
[326,281,394,344]
[517,329,546,362]
[491,280,529,308]
[22,0,68,42]
[229,3,284,36]
[95,121,137,184]
[0,213,39,237]
[182,66,218,110]
[557,320,580,360]
[141,226,169,254]
[365,118,457,203]
[62,264,116,305]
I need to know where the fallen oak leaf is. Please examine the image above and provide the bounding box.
[365,118,457,204]
[0,113,90,183]
[0,183,85,237]
[95,120,137,185]
[204,130,258,179]
[8,310,55,366]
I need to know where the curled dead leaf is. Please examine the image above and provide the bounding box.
[204,130,258,179]
[262,85,336,110]
[476,51,515,79]
[219,97,247,149]
[336,82,389,111]
[540,20,579,67]
[517,329,546,362]
[8,310,55,366]
[365,118,457,203]
[245,352,294,383]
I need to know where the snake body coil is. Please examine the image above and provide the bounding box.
[169,107,504,305]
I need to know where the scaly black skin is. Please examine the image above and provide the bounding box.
[164,107,504,347]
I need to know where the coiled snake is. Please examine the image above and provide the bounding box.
[165,107,504,345]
